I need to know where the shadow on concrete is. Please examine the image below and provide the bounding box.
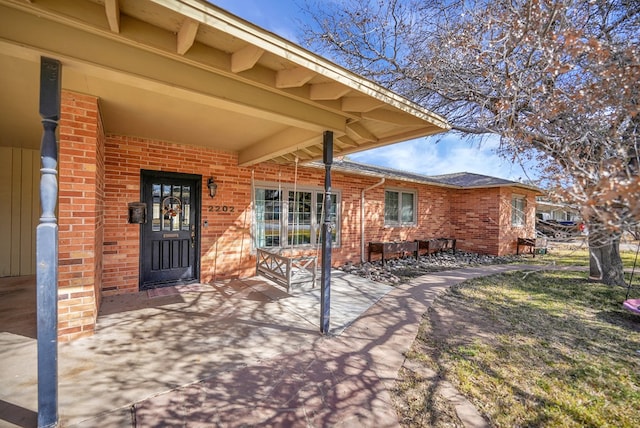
[0,399,37,428]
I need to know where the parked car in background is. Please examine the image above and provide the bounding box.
[536,218,586,239]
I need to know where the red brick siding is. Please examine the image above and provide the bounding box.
[356,181,452,262]
[498,188,538,255]
[448,187,537,255]
[449,188,502,254]
[94,108,105,312]
[102,135,537,294]
[100,141,362,291]
[102,136,252,293]
[58,91,104,341]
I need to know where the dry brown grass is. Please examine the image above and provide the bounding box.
[393,270,640,427]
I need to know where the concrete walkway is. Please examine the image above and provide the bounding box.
[1,265,542,427]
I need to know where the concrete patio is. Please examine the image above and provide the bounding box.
[0,270,396,427]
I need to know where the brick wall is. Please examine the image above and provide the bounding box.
[102,136,254,293]
[100,138,465,292]
[356,179,452,262]
[449,187,538,255]
[58,91,104,341]
[449,188,502,254]
[498,188,538,255]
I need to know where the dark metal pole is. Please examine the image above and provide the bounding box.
[320,131,333,334]
[37,57,61,428]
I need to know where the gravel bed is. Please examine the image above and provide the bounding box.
[338,250,525,285]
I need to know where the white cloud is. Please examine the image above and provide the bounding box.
[350,134,539,181]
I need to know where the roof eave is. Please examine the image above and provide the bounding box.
[154,0,450,129]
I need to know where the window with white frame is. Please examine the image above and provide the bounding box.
[254,188,282,247]
[254,185,340,248]
[385,189,416,226]
[511,195,526,226]
[317,192,338,244]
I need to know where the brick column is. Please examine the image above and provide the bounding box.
[57,90,105,341]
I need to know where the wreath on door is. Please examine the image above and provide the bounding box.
[162,196,182,219]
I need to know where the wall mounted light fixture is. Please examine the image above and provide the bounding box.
[207,177,218,198]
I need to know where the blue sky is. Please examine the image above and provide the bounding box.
[209,0,538,181]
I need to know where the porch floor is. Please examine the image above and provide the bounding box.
[0,270,394,427]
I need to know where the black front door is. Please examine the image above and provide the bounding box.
[140,170,201,290]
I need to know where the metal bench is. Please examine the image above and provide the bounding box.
[256,248,317,292]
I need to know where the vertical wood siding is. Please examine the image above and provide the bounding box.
[0,147,40,277]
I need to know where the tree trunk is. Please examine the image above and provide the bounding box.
[588,221,625,286]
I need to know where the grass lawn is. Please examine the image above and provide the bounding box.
[393,270,640,427]
[534,245,639,267]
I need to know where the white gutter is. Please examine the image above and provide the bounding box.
[361,178,385,263]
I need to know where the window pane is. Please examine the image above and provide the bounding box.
[171,185,181,231]
[385,191,399,223]
[512,197,526,226]
[255,188,281,247]
[401,193,414,223]
[316,194,338,223]
[181,185,191,230]
[152,184,161,231]
[288,191,312,245]
[317,193,338,244]
[162,184,172,231]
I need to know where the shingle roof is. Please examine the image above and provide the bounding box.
[325,158,540,192]
[330,159,444,186]
[428,172,517,187]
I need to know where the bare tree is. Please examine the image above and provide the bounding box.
[302,0,639,285]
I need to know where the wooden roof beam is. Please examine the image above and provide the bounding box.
[177,18,199,55]
[346,122,377,143]
[341,96,384,113]
[275,67,315,89]
[238,127,320,166]
[334,136,358,149]
[278,154,297,163]
[336,135,360,148]
[231,44,264,73]
[309,82,351,100]
[292,150,315,161]
[104,0,120,33]
[300,146,322,157]
[362,108,428,126]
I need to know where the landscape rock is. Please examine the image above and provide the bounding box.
[338,250,524,285]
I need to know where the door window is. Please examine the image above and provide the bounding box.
[151,184,191,231]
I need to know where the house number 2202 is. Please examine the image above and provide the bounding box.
[208,205,235,213]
